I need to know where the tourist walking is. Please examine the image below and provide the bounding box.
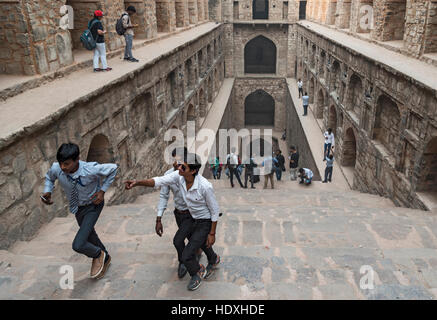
[288,146,299,181]
[274,150,285,181]
[41,143,117,279]
[297,78,304,98]
[262,154,278,189]
[226,148,244,188]
[298,167,313,185]
[89,10,112,72]
[124,152,221,291]
[122,6,139,62]
[322,154,334,183]
[302,92,309,116]
[244,155,257,189]
[323,128,335,160]
[156,148,210,279]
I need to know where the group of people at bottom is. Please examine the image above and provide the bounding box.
[41,143,220,291]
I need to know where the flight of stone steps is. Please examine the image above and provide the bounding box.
[1,178,437,300]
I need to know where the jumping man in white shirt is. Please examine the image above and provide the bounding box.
[124,152,220,291]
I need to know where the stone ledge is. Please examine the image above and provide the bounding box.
[0,21,214,102]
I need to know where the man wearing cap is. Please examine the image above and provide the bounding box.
[89,10,112,72]
[122,6,139,62]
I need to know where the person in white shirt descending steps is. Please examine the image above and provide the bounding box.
[297,78,303,98]
[124,152,221,291]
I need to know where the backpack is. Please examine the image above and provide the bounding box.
[116,13,128,35]
[80,20,99,50]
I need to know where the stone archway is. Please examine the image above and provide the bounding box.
[346,74,363,120]
[329,60,340,94]
[309,77,315,103]
[417,137,437,193]
[342,128,356,168]
[87,134,113,163]
[244,90,275,126]
[373,94,401,156]
[328,105,337,135]
[316,89,324,119]
[244,35,277,74]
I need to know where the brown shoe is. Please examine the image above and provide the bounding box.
[90,250,106,278]
[96,254,111,280]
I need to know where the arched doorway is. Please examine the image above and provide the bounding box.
[130,92,155,140]
[187,104,195,122]
[253,0,269,19]
[244,90,275,126]
[87,134,113,163]
[373,95,400,156]
[309,77,315,103]
[244,35,276,74]
[346,74,363,120]
[316,89,324,119]
[328,105,337,135]
[330,60,340,94]
[342,128,356,167]
[417,137,437,193]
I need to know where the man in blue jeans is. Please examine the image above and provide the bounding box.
[41,143,118,280]
[122,6,139,62]
[302,92,309,116]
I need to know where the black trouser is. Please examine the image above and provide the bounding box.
[229,167,244,187]
[244,169,254,188]
[324,166,333,182]
[181,219,217,277]
[72,202,107,258]
[298,87,303,98]
[173,209,195,263]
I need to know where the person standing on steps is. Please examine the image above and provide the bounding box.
[156,148,205,279]
[90,10,112,72]
[122,6,139,62]
[297,78,304,98]
[41,143,117,280]
[288,146,299,181]
[302,92,309,116]
[226,147,244,188]
[262,153,278,189]
[243,154,257,189]
[323,128,335,160]
[322,153,334,183]
[274,150,285,181]
[124,152,221,291]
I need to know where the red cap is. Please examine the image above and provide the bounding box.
[94,10,103,17]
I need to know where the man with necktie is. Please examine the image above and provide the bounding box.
[41,143,118,280]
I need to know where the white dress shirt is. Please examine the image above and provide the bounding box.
[324,131,335,146]
[226,153,239,165]
[303,168,313,179]
[153,171,220,222]
[156,168,189,217]
[297,80,303,88]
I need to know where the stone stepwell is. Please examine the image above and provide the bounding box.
[1,177,437,300]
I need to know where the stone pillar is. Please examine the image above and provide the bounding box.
[208,0,222,22]
[350,0,373,33]
[371,0,407,41]
[101,0,126,51]
[188,0,198,24]
[403,0,434,56]
[326,0,338,24]
[197,0,204,21]
[155,0,176,32]
[335,0,352,28]
[0,0,74,75]
[204,0,209,20]
[175,0,190,27]
[423,1,437,54]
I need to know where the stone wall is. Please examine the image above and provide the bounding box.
[231,78,287,131]
[0,0,73,75]
[226,0,298,21]
[296,23,437,210]
[0,24,224,249]
[286,81,322,180]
